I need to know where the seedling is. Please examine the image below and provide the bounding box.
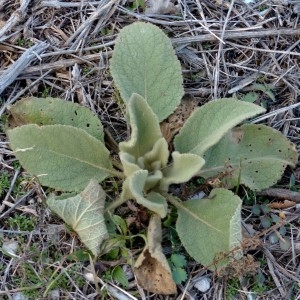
[5,22,298,294]
[168,253,188,284]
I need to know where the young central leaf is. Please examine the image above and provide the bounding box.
[119,94,169,167]
[121,170,168,218]
[110,22,184,121]
[7,124,113,191]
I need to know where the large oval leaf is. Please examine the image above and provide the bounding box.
[174,99,265,156]
[47,180,108,256]
[7,124,113,191]
[176,188,242,270]
[199,124,298,191]
[110,22,184,121]
[6,97,104,141]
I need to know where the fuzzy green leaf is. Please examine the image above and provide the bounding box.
[7,124,113,191]
[142,138,169,171]
[119,152,141,177]
[160,151,205,191]
[110,22,184,121]
[174,99,266,156]
[120,138,169,178]
[176,188,242,270]
[200,124,298,191]
[47,180,108,256]
[121,170,168,218]
[7,97,104,141]
[119,93,166,158]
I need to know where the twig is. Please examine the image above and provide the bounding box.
[213,0,235,98]
[0,189,34,219]
[173,28,300,45]
[2,167,21,203]
[0,0,31,40]
[227,41,300,57]
[266,255,286,298]
[0,0,5,11]
[35,0,102,9]
[65,0,120,48]
[0,51,112,78]
[257,188,300,203]
[0,42,49,95]
[0,70,52,118]
[251,103,300,124]
[263,246,300,283]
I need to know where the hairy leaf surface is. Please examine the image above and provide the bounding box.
[174,99,265,156]
[47,180,108,256]
[200,124,298,191]
[7,97,104,141]
[8,124,113,191]
[176,188,242,270]
[110,22,184,121]
[121,170,168,218]
[160,151,205,191]
[119,94,166,158]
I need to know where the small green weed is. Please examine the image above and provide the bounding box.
[83,66,93,75]
[225,277,240,299]
[168,253,187,284]
[16,38,34,48]
[111,265,129,288]
[6,214,36,231]
[0,172,10,196]
[40,87,51,98]
[127,0,145,10]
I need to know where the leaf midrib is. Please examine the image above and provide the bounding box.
[177,202,221,233]
[19,146,112,175]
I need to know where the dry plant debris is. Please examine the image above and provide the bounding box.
[0,0,300,299]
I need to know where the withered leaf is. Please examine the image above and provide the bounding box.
[134,214,177,295]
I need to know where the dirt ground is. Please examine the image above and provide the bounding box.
[0,0,300,299]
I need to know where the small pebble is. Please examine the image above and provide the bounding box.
[12,292,29,300]
[194,276,211,293]
[48,289,60,300]
[2,239,18,256]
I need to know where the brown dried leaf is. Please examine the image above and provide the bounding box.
[218,254,260,277]
[268,200,296,209]
[160,94,198,144]
[134,214,177,295]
